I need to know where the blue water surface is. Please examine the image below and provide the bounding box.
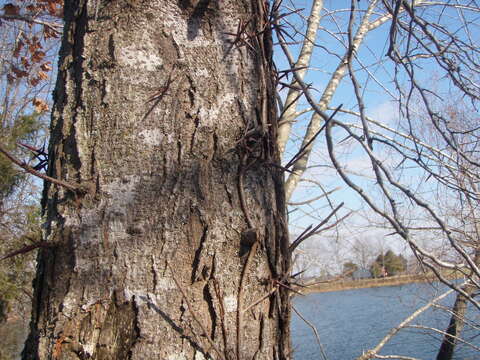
[291,282,480,359]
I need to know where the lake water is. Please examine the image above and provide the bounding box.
[291,282,480,360]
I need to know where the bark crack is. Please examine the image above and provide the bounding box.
[203,283,217,341]
[189,110,200,153]
[191,224,209,283]
[127,296,141,360]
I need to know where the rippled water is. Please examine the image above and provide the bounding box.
[291,282,480,360]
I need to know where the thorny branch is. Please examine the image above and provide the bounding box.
[236,239,258,360]
[0,143,80,192]
[289,202,344,253]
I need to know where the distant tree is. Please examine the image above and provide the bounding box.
[370,250,406,277]
[343,261,358,277]
[370,262,384,278]
[351,236,379,270]
[385,251,407,276]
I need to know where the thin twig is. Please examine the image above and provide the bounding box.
[292,305,329,360]
[243,287,278,313]
[289,202,344,253]
[372,355,419,360]
[0,14,62,32]
[284,105,342,169]
[1,241,51,261]
[407,324,480,352]
[288,186,341,206]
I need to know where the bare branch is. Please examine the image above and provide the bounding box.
[292,305,329,360]
[0,143,80,193]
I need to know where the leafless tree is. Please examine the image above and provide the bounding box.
[273,0,480,358]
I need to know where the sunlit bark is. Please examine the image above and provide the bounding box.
[22,1,291,359]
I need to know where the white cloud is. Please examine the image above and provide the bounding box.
[367,100,400,127]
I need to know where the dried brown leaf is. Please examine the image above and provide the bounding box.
[37,71,48,80]
[47,1,56,15]
[3,3,20,16]
[21,56,30,68]
[11,65,28,78]
[29,77,40,86]
[40,62,52,72]
[32,97,49,112]
[32,50,46,63]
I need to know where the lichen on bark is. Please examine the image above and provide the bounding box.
[23,1,291,359]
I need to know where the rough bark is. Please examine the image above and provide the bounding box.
[22,1,291,359]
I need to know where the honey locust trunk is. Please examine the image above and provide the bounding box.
[22,0,291,359]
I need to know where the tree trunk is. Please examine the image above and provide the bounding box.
[436,282,475,360]
[23,1,291,359]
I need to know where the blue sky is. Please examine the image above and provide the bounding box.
[274,0,480,272]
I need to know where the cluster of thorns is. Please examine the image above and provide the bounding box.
[18,142,48,171]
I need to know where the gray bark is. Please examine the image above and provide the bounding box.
[23,1,291,359]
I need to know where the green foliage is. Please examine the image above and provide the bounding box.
[370,250,407,277]
[0,154,19,199]
[0,272,18,321]
[9,112,42,142]
[370,262,383,278]
[0,111,43,324]
[0,204,40,360]
[0,112,42,200]
[0,206,41,321]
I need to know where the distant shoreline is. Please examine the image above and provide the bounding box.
[297,273,460,294]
